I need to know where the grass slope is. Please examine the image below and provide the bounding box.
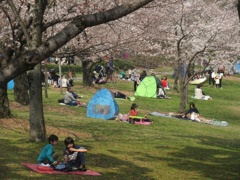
[0,74,240,179]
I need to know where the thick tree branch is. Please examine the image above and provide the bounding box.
[0,0,154,84]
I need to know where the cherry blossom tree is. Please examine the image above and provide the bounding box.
[0,0,154,141]
[104,0,239,112]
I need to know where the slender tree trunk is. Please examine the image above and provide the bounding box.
[178,83,188,113]
[29,64,46,141]
[173,67,180,93]
[14,73,30,105]
[0,85,12,118]
[44,59,48,98]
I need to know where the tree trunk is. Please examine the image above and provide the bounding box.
[82,60,94,86]
[0,85,12,118]
[173,67,180,93]
[29,64,46,141]
[44,59,48,98]
[178,83,188,113]
[14,73,30,105]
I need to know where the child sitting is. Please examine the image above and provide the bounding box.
[129,103,152,123]
[37,134,59,166]
[63,137,87,171]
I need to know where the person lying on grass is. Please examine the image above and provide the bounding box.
[112,91,135,101]
[37,134,59,166]
[63,137,87,171]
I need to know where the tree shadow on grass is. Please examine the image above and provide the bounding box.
[156,135,240,179]
[0,138,154,179]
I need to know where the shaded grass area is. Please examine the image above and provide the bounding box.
[1,75,240,179]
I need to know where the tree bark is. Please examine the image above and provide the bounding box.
[0,85,12,118]
[82,60,95,86]
[44,59,48,98]
[178,83,188,113]
[14,73,30,105]
[28,64,46,141]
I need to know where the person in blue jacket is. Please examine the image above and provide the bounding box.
[37,134,59,166]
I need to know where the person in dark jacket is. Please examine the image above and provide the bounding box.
[63,137,87,171]
[182,102,200,122]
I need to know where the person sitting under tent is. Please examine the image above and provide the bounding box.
[194,85,212,100]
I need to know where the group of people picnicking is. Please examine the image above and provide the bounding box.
[37,135,87,172]
[41,69,74,88]
[56,59,224,122]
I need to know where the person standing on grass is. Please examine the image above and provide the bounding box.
[105,58,115,83]
[207,68,213,85]
[132,70,140,91]
[211,70,216,86]
[37,134,59,166]
[218,69,224,89]
[215,72,220,88]
[63,137,87,171]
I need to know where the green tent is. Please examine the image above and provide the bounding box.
[134,76,162,98]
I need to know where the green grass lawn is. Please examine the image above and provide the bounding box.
[1,74,240,179]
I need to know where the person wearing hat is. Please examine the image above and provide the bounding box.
[130,103,139,116]
[129,103,153,123]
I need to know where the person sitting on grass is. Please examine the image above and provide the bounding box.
[64,87,84,106]
[37,134,59,166]
[63,137,87,171]
[182,102,201,122]
[129,103,152,122]
[161,76,170,90]
[194,85,212,100]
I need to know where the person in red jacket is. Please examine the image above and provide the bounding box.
[161,76,170,89]
[129,103,152,124]
[129,103,139,116]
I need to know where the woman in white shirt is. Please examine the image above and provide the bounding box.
[194,85,212,100]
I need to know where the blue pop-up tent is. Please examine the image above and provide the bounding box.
[234,60,240,74]
[86,88,119,120]
[8,80,14,90]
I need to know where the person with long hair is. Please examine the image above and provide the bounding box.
[182,102,201,122]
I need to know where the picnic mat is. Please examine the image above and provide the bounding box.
[21,163,101,176]
[150,111,228,126]
[59,103,87,108]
